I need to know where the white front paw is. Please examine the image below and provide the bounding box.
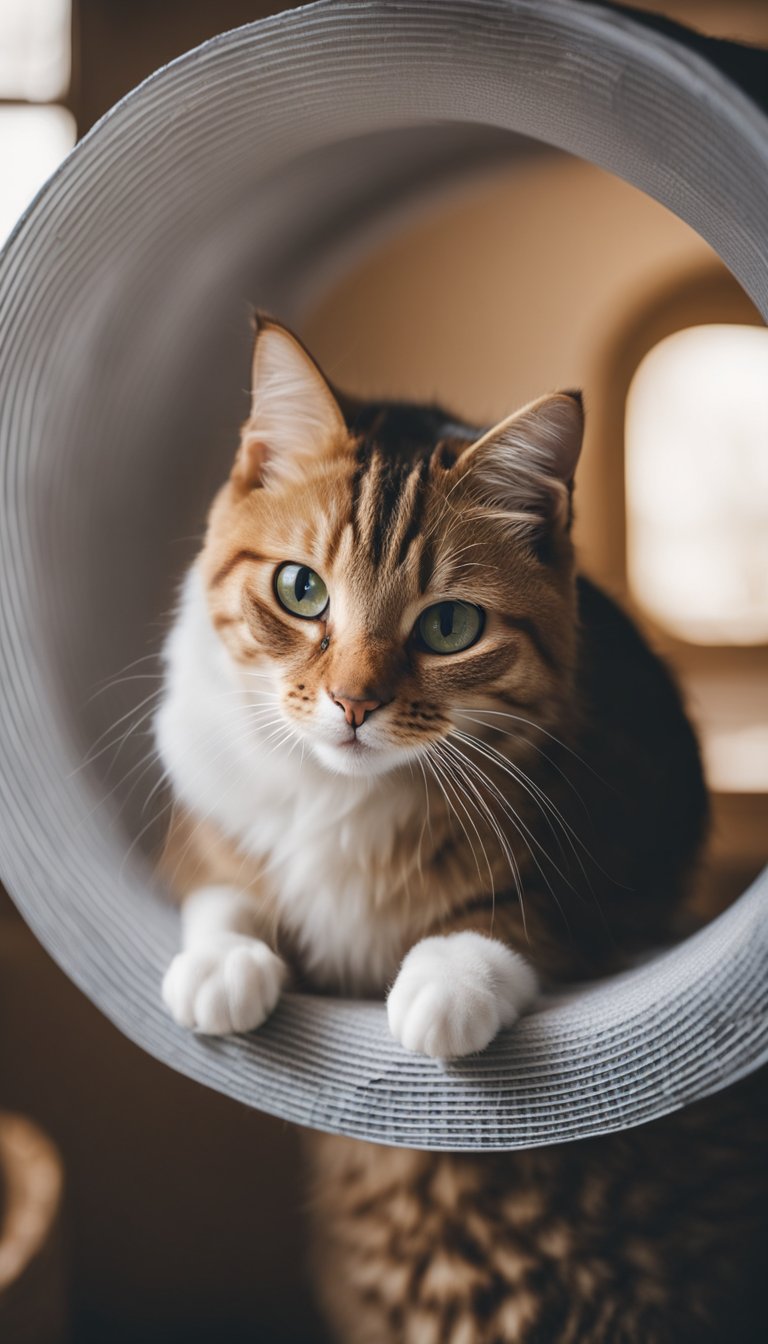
[387,932,537,1059]
[162,935,286,1035]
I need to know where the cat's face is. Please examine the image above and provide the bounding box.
[201,317,583,777]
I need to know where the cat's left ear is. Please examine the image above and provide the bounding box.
[454,391,584,535]
[233,314,347,490]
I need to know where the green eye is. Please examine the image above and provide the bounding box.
[275,563,328,618]
[418,601,484,654]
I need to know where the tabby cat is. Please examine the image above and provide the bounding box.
[155,315,766,1342]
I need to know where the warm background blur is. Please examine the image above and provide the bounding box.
[1,2,766,1341]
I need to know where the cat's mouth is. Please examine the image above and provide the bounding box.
[312,736,385,777]
[309,730,418,779]
[279,694,435,778]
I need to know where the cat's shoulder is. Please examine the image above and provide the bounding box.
[575,573,674,685]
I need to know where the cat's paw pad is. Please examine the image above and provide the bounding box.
[162,936,286,1035]
[387,932,537,1059]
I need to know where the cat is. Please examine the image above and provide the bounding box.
[154,314,766,1342]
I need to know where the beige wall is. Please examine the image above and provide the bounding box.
[303,153,720,581]
[628,0,768,42]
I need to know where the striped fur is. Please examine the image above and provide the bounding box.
[156,317,765,1341]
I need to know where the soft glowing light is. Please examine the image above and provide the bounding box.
[0,0,71,102]
[687,670,768,794]
[626,325,768,645]
[704,723,768,794]
[0,105,75,245]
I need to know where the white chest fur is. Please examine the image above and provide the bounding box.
[154,567,422,993]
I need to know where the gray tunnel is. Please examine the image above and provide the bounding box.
[0,0,766,1149]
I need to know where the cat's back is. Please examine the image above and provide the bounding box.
[572,574,709,927]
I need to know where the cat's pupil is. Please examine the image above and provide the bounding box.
[439,603,454,638]
[294,567,311,603]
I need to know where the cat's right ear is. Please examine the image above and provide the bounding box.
[232,314,347,490]
[452,391,584,537]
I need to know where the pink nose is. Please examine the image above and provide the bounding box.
[331,693,383,728]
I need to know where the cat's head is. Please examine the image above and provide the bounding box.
[201,315,583,777]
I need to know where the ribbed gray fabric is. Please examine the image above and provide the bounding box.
[0,0,766,1150]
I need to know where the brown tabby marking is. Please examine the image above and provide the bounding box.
[308,1076,767,1344]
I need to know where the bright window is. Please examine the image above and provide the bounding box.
[0,0,71,101]
[0,0,75,247]
[626,324,768,645]
[0,104,75,243]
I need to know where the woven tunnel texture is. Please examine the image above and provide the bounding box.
[1,0,767,1150]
